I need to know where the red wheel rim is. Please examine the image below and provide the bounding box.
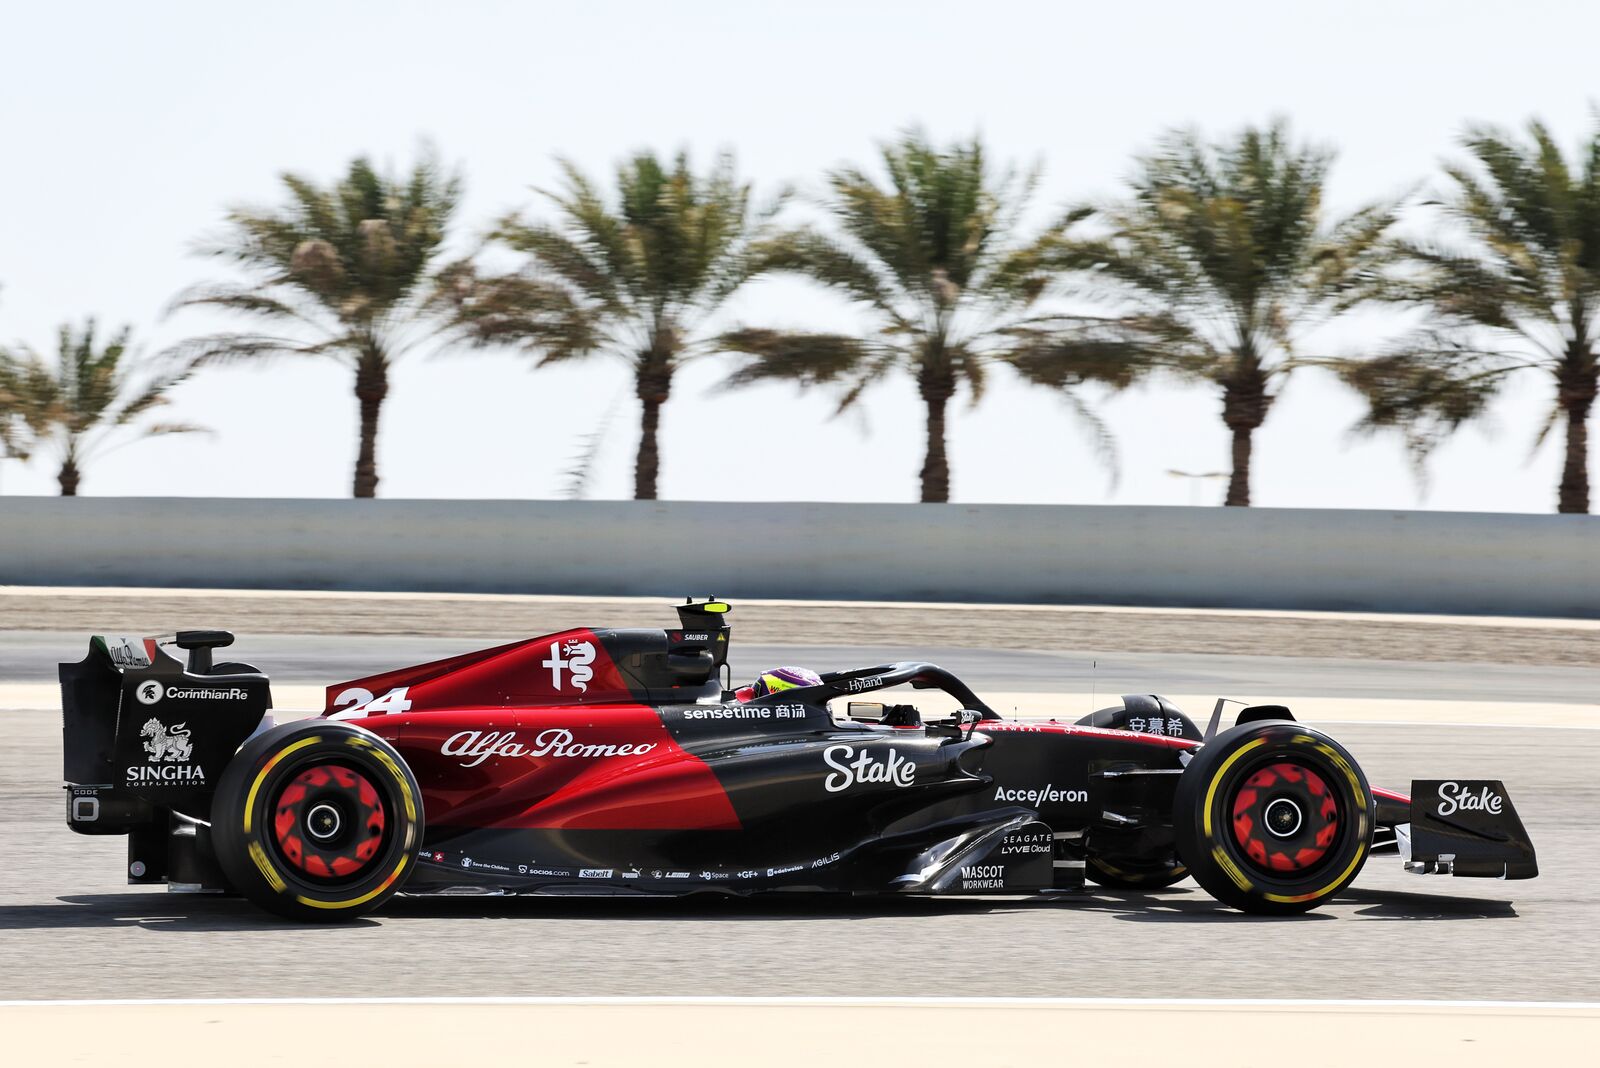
[1230,760,1341,874]
[271,763,388,880]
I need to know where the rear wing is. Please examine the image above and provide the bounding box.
[60,630,271,833]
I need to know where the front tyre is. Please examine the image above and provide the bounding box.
[1174,722,1371,915]
[211,720,422,922]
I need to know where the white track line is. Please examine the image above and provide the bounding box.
[10,996,1590,1067]
[4,996,1597,1009]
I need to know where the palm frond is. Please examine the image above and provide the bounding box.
[561,394,623,499]
[998,316,1185,390]
[1330,334,1515,474]
[746,230,910,326]
[492,217,629,314]
[1053,388,1122,490]
[454,150,779,380]
[175,149,462,379]
[163,331,359,367]
[717,328,887,387]
[136,421,209,437]
[0,348,38,460]
[168,282,334,333]
[431,262,603,362]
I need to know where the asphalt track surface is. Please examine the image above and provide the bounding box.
[2,630,1597,1003]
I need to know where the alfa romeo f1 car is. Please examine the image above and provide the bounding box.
[60,600,1537,921]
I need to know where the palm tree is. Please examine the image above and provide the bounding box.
[437,151,781,499]
[1339,117,1600,513]
[173,151,461,497]
[717,131,1143,503]
[1052,121,1398,506]
[0,320,201,495]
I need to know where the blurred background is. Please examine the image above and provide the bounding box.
[1,0,1597,512]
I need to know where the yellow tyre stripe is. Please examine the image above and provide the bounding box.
[1201,737,1267,839]
[1200,738,1268,893]
[1309,739,1369,812]
[242,735,323,834]
[247,841,286,894]
[1262,839,1369,904]
[1093,859,1188,883]
[1211,846,1253,892]
[347,734,418,823]
[295,855,409,911]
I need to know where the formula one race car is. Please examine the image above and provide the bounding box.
[59,600,1538,921]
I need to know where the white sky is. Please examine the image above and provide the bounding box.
[1,0,1596,511]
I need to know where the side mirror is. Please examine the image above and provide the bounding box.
[847,702,886,723]
[930,709,984,741]
[666,650,714,680]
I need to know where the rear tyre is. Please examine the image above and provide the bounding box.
[1085,856,1188,890]
[1174,721,1371,915]
[211,720,422,922]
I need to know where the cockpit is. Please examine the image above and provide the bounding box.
[738,660,1000,733]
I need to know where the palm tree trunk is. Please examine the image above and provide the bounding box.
[918,373,954,503]
[1221,363,1269,508]
[353,354,388,499]
[58,456,80,497]
[1556,360,1595,514]
[1225,425,1253,507]
[634,361,673,501]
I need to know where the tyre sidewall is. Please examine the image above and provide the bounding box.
[212,719,422,922]
[1176,721,1371,915]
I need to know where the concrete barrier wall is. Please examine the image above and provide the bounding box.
[1,497,1596,617]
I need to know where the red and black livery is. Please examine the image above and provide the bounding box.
[59,601,1538,921]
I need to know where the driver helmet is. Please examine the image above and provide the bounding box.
[734,666,822,703]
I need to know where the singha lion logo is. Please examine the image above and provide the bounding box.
[141,718,193,762]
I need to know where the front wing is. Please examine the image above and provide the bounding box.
[1397,779,1538,879]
